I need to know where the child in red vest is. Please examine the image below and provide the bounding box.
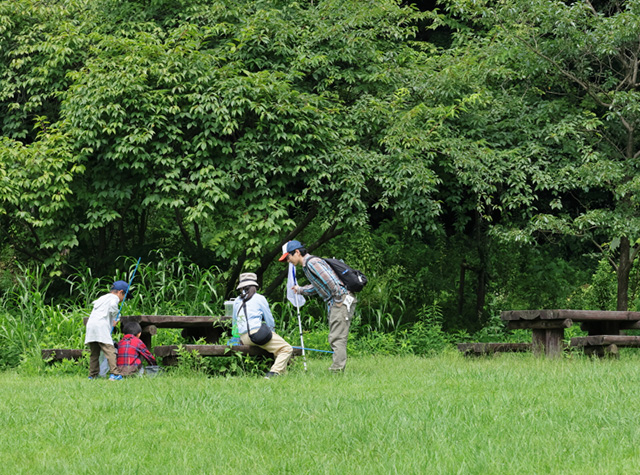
[116,321,157,376]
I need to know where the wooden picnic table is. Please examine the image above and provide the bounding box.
[500,309,640,357]
[84,315,232,349]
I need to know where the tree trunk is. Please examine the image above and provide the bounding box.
[193,221,202,250]
[457,260,466,318]
[617,236,632,311]
[137,209,147,246]
[225,249,247,299]
[98,227,106,260]
[118,217,125,250]
[174,209,194,248]
[474,211,488,324]
[476,267,487,323]
[256,208,319,277]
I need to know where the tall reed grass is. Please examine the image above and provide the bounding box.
[64,252,226,316]
[0,265,83,368]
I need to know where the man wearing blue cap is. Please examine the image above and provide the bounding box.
[84,281,128,380]
[280,240,356,372]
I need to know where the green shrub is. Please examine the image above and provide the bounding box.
[170,343,271,377]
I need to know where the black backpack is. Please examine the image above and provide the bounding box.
[323,258,368,293]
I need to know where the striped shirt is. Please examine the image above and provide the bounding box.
[299,255,347,306]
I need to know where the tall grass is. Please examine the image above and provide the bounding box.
[0,265,84,368]
[131,252,224,316]
[2,353,640,473]
[0,254,229,369]
[64,252,226,316]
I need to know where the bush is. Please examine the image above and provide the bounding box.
[170,343,271,377]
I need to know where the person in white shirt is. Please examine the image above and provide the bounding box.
[85,280,128,380]
[232,273,293,379]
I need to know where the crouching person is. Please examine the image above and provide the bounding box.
[116,321,157,376]
[233,273,293,379]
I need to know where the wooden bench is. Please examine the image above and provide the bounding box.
[570,335,640,357]
[457,342,532,356]
[153,345,303,365]
[42,345,303,365]
[42,349,87,361]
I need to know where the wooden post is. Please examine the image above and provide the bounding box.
[161,355,178,366]
[140,325,157,350]
[531,329,563,357]
[544,329,563,358]
[532,329,545,356]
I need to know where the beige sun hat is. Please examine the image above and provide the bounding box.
[236,273,259,289]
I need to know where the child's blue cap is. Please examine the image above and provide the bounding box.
[111,280,129,292]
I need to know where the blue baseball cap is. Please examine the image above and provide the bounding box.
[111,280,129,292]
[279,240,303,262]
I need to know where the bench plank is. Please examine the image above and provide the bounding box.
[122,315,231,328]
[570,335,640,347]
[43,344,304,365]
[42,349,86,360]
[501,310,556,321]
[153,344,303,365]
[154,344,272,357]
[502,309,640,321]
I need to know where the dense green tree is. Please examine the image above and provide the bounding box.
[0,0,442,292]
[420,0,640,310]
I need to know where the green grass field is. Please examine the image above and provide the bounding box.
[2,353,640,474]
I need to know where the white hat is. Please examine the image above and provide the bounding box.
[236,273,259,289]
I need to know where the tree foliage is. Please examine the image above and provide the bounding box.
[4,0,640,323]
[0,0,440,285]
[431,0,640,309]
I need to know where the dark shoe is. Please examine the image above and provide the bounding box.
[329,368,344,373]
[264,372,279,379]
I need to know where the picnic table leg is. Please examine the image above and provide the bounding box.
[545,329,563,357]
[584,346,602,357]
[532,329,545,356]
[532,329,563,357]
[161,355,178,366]
[140,325,157,351]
